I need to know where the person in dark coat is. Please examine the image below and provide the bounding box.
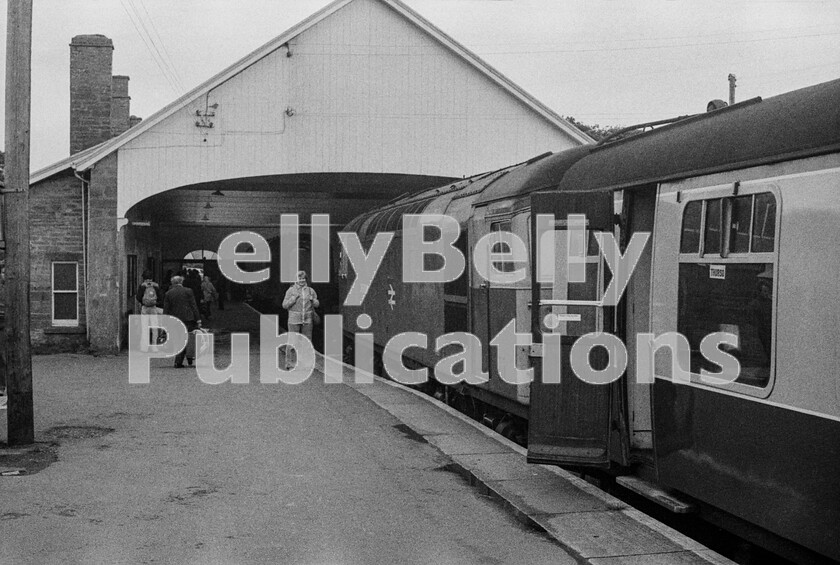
[185,269,202,300]
[215,275,227,311]
[163,275,201,368]
[160,270,173,297]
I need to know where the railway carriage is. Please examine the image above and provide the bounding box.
[338,78,840,562]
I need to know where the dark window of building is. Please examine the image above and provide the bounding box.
[52,262,79,326]
[127,254,137,298]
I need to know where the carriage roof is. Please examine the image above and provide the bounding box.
[557,78,840,193]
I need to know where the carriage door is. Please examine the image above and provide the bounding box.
[473,216,519,394]
[527,190,618,468]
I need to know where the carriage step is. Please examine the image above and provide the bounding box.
[616,476,697,514]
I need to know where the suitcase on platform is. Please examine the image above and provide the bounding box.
[185,328,210,365]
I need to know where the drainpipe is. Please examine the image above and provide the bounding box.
[74,169,89,342]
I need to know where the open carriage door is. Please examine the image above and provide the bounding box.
[527,190,618,468]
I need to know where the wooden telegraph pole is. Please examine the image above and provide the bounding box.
[4,0,34,445]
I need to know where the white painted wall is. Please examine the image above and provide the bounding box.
[117,0,583,217]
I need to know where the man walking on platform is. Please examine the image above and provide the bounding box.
[163,275,201,368]
[137,270,161,351]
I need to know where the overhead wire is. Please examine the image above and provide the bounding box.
[118,0,180,94]
[463,22,840,48]
[119,0,185,96]
[125,0,186,93]
[135,0,187,93]
[473,30,840,55]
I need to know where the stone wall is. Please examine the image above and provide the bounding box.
[86,153,121,354]
[28,171,87,353]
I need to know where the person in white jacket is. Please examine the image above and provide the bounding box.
[282,270,319,370]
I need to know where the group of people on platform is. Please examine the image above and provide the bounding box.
[155,269,224,320]
[136,267,319,371]
[136,268,224,367]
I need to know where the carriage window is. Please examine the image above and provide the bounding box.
[680,201,702,254]
[490,221,516,273]
[751,192,776,252]
[728,195,753,253]
[703,199,722,255]
[678,191,777,389]
[678,263,773,387]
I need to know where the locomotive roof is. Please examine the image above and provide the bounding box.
[346,146,594,235]
[557,77,840,193]
[473,146,592,206]
[347,167,516,236]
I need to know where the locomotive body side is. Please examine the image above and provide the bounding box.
[338,173,507,376]
[338,151,592,423]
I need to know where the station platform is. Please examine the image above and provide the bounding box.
[336,368,733,565]
[0,301,735,564]
[221,301,735,565]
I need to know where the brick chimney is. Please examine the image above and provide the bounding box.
[110,75,131,137]
[70,34,114,155]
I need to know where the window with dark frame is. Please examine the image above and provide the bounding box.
[52,262,79,326]
[679,200,702,254]
[677,192,777,389]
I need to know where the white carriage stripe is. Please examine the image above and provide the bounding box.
[654,376,840,423]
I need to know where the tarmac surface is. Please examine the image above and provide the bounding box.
[0,301,734,565]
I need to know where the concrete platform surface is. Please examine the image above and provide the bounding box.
[344,368,736,565]
[0,301,736,564]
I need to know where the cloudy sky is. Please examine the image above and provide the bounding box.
[1,0,839,171]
